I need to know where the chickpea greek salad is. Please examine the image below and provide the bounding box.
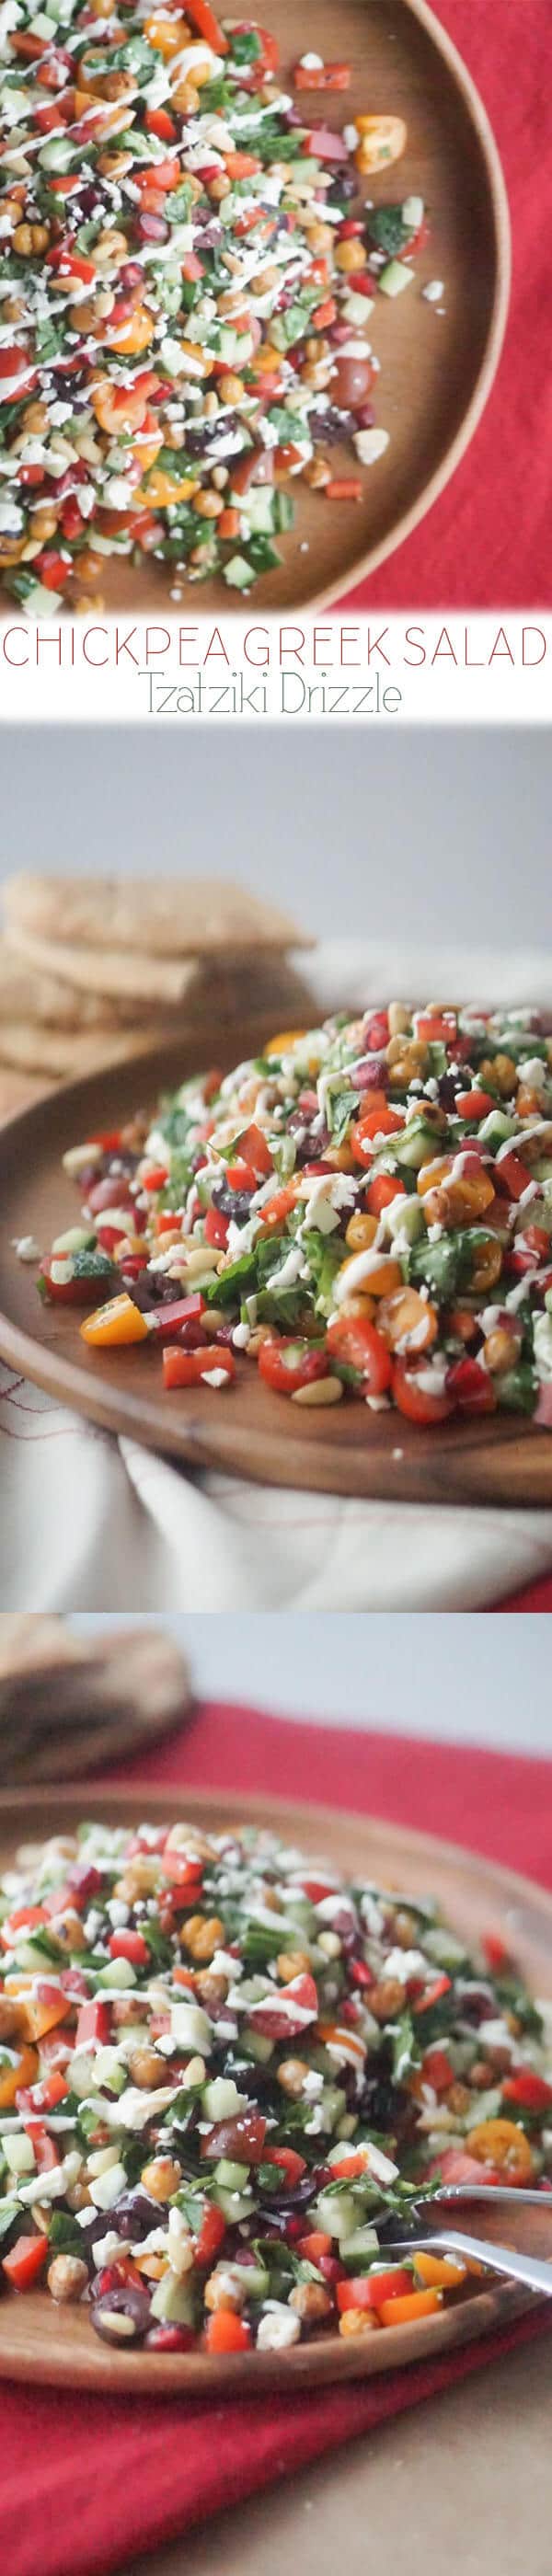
[0,1816,550,2357]
[0,0,430,609]
[33,1001,552,1431]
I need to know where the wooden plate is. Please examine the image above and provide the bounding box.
[29,0,509,618]
[0,1036,551,1508]
[0,1784,549,2395]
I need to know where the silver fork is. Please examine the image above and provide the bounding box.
[425,2184,551,2214]
[381,2227,552,2298]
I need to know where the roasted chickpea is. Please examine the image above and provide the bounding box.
[48,2255,89,2304]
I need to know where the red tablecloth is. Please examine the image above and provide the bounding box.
[6,1706,552,2576]
[339,0,552,608]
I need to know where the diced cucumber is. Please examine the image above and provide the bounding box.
[394,1119,442,1170]
[202,2078,246,2121]
[241,2029,274,2064]
[408,1234,461,1300]
[213,2186,255,2221]
[213,2158,250,2191]
[20,581,63,615]
[38,135,75,169]
[378,259,414,298]
[314,2190,358,2242]
[89,2158,126,2212]
[149,2271,195,2327]
[98,1958,136,1990]
[477,1110,516,1149]
[237,486,276,535]
[424,1927,467,1970]
[70,2051,97,2099]
[342,290,374,327]
[383,1193,424,1245]
[341,2224,379,2261]
[402,193,424,230]
[5,2133,35,2178]
[230,2260,270,2300]
[223,555,254,591]
[51,1227,97,1256]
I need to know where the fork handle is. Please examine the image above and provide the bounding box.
[438,2185,551,2212]
[423,2227,552,2298]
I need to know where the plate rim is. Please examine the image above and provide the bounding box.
[0,1784,547,2398]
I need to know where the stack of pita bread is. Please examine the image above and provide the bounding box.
[0,873,314,1121]
[0,1613,193,1781]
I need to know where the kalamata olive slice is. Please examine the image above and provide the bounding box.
[330,353,374,410]
[109,2187,165,2238]
[92,2286,152,2344]
[201,2112,267,2164]
[135,212,169,243]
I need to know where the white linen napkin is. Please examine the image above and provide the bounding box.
[2,937,552,1614]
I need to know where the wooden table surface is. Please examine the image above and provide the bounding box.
[128,2339,551,2576]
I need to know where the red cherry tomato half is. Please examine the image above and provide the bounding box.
[258,1337,328,1396]
[391,1361,454,1424]
[326,1314,391,1393]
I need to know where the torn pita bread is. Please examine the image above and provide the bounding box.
[6,926,201,1008]
[0,938,124,1029]
[4,874,311,956]
[0,1019,168,1076]
[0,1620,191,1782]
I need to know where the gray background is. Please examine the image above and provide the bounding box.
[1,724,551,948]
[73,1613,550,1752]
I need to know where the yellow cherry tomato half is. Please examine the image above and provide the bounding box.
[80,1294,150,1349]
[466,2118,535,2181]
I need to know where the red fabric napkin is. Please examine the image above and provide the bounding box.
[6,1707,552,2576]
[339,0,552,608]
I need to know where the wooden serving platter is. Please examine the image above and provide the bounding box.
[0,1785,550,2396]
[3,0,508,618]
[0,1037,551,1507]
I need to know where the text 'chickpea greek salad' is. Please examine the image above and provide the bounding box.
[0,1819,550,2356]
[33,1003,552,1429]
[0,0,432,607]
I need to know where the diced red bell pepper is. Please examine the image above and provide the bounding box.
[17,2069,69,2115]
[502,2073,552,2110]
[293,59,351,90]
[204,2309,251,2352]
[148,1294,206,1345]
[337,2269,412,2313]
[145,106,177,141]
[482,1932,511,1971]
[1,1904,49,1949]
[75,1998,111,2050]
[194,2203,227,2267]
[422,2047,454,2094]
[160,1853,203,1890]
[185,0,227,50]
[454,1090,495,1121]
[247,1971,318,2040]
[162,1347,236,1390]
[204,1205,228,1250]
[22,2119,60,2175]
[303,122,349,161]
[446,1358,497,1415]
[261,2145,306,2188]
[494,1152,531,1202]
[3,2234,49,2292]
[414,1975,452,2015]
[109,1929,150,1968]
